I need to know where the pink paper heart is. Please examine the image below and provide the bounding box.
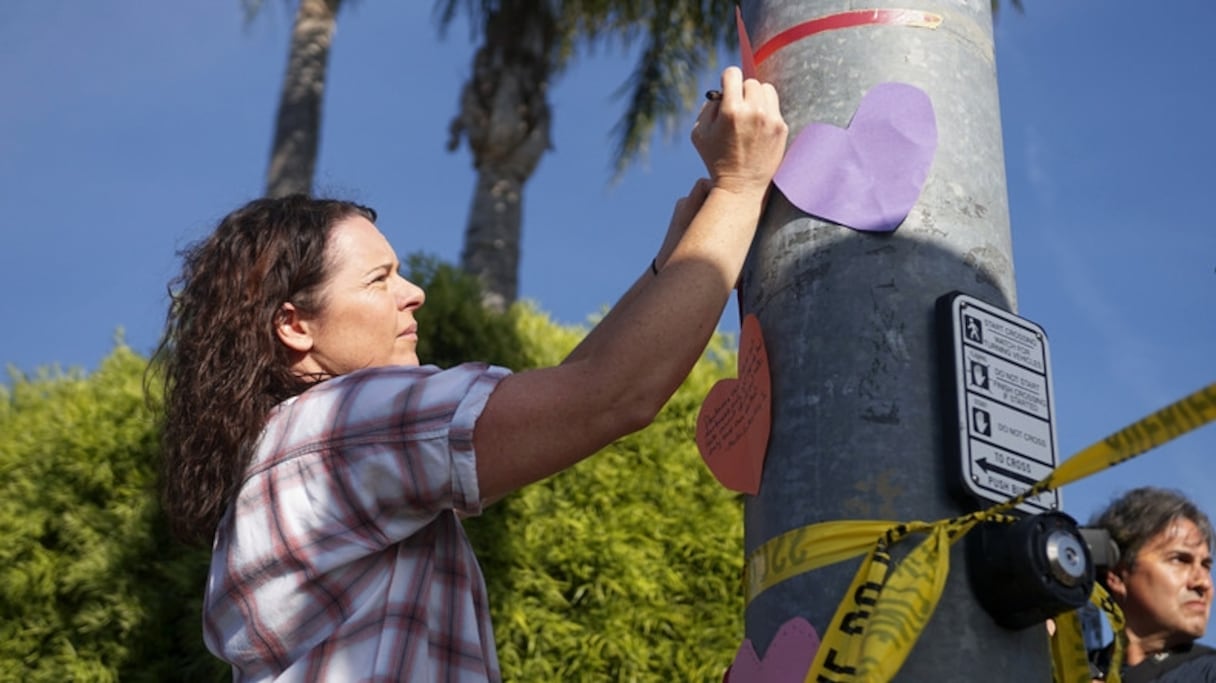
[725,617,821,683]
[773,82,937,233]
[696,314,771,495]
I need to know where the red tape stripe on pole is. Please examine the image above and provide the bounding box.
[753,9,943,67]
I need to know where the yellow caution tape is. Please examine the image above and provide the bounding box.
[1048,381,1216,489]
[735,381,1216,683]
[1049,583,1127,683]
[1049,604,1090,683]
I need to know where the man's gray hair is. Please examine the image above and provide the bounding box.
[1090,486,1215,570]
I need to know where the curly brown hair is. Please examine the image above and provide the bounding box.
[154,194,376,546]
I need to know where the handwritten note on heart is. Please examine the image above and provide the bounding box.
[725,616,820,683]
[773,82,937,233]
[696,314,771,495]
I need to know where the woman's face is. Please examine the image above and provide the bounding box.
[285,215,426,374]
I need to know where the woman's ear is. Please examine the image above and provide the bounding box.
[275,302,313,353]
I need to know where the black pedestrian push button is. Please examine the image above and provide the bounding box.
[967,511,1095,630]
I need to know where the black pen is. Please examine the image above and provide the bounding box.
[705,89,722,102]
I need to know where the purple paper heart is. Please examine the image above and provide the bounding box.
[725,616,820,683]
[773,82,937,233]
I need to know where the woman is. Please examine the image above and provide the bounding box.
[157,66,787,682]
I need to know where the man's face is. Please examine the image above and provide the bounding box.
[1110,517,1213,648]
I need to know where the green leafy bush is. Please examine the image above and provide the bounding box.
[464,311,745,682]
[408,254,530,371]
[0,347,224,683]
[1,279,744,681]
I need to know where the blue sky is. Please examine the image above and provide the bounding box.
[2,0,1214,644]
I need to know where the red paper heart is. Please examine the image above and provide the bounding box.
[736,6,758,80]
[696,314,772,494]
[724,616,820,683]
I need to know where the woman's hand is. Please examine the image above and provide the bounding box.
[691,66,789,198]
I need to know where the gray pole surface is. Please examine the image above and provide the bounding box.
[739,0,1050,679]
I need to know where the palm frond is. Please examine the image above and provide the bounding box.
[241,0,267,24]
[435,0,741,175]
[434,0,489,39]
[992,0,1026,19]
[608,0,736,175]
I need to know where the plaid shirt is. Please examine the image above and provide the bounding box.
[203,363,511,682]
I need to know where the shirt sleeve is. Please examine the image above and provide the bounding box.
[239,362,511,561]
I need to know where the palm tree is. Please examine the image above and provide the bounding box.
[436,0,739,311]
[439,1,558,312]
[247,0,345,198]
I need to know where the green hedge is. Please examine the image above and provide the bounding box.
[0,348,224,683]
[1,267,745,681]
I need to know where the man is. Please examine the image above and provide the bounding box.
[1089,487,1216,682]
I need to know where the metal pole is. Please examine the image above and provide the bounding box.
[739,0,1050,679]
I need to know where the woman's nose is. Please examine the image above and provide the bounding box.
[394,274,425,310]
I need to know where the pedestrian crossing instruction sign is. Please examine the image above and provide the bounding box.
[938,292,1061,514]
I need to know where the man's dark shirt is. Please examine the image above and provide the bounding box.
[1090,642,1216,682]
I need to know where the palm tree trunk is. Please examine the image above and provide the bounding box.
[265,0,340,198]
[460,167,532,313]
[450,4,554,312]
